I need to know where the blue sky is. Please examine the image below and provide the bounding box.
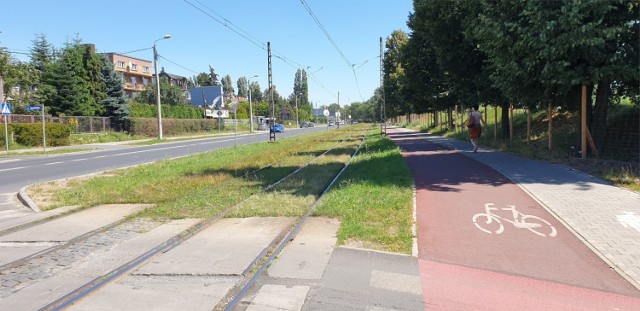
[0,0,413,109]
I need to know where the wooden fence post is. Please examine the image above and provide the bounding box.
[581,85,587,158]
[509,103,514,142]
[493,105,497,143]
[527,109,531,145]
[548,102,553,150]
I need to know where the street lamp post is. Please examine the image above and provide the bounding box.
[247,75,258,132]
[295,94,299,128]
[153,34,171,140]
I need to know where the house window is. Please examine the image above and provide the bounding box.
[131,64,138,71]
[142,78,149,85]
[131,77,137,84]
[143,66,149,73]
[117,61,125,68]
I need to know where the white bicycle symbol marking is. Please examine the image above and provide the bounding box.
[473,203,557,237]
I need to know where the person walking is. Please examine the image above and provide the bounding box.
[467,104,486,152]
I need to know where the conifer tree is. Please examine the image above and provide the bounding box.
[98,54,128,128]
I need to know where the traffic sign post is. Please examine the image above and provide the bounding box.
[323,109,330,130]
[2,103,11,154]
[40,105,46,152]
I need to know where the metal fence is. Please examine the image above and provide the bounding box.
[0,115,113,133]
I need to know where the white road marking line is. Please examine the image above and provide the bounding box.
[0,167,25,172]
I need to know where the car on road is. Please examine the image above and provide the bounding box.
[300,121,308,128]
[307,122,314,127]
[271,123,284,133]
[258,123,267,131]
[328,120,335,126]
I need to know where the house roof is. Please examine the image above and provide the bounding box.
[159,71,187,81]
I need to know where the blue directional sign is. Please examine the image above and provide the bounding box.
[1,103,11,115]
[26,105,42,112]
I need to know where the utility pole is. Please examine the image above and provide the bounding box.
[337,91,340,129]
[380,37,386,134]
[268,42,275,141]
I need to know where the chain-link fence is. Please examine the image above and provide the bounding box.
[0,115,113,133]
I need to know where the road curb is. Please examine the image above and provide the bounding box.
[18,186,41,213]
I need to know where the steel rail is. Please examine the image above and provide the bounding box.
[38,134,358,311]
[223,133,367,311]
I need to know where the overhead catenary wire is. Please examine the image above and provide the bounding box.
[158,55,198,74]
[183,0,338,101]
[182,0,375,104]
[299,0,364,101]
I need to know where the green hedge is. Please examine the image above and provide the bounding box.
[129,102,204,119]
[123,118,220,136]
[0,123,71,147]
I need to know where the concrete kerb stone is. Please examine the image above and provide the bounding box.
[18,186,40,213]
[389,128,640,291]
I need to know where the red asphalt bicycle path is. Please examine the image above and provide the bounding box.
[386,128,640,310]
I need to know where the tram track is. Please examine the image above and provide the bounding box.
[25,130,367,310]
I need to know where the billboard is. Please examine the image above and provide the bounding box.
[190,85,224,109]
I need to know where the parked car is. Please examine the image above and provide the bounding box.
[258,122,268,131]
[307,122,314,127]
[328,120,335,126]
[300,121,308,128]
[271,123,284,133]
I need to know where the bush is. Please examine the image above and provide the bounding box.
[129,102,204,119]
[123,118,218,136]
[0,123,71,147]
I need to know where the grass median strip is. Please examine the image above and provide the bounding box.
[26,125,416,255]
[314,130,414,254]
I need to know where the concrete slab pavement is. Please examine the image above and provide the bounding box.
[135,217,295,276]
[0,219,199,311]
[0,204,147,242]
[268,217,339,279]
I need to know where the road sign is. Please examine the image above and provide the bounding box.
[213,110,229,118]
[26,105,42,112]
[1,103,11,115]
[323,109,329,117]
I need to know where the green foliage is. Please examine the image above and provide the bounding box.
[0,123,71,147]
[128,102,203,119]
[136,79,188,106]
[98,54,129,128]
[190,72,214,87]
[222,74,234,96]
[123,117,216,136]
[39,37,104,116]
[236,76,248,98]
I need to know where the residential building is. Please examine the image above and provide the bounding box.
[103,53,153,97]
[157,68,190,100]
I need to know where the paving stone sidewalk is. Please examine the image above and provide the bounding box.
[389,127,640,291]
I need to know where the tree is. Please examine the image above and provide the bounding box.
[221,74,234,96]
[383,30,410,117]
[472,0,639,146]
[40,38,99,116]
[1,48,39,109]
[137,79,188,106]
[208,65,220,85]
[237,76,248,97]
[30,33,55,73]
[292,69,311,119]
[249,81,262,102]
[190,72,213,87]
[98,54,128,128]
